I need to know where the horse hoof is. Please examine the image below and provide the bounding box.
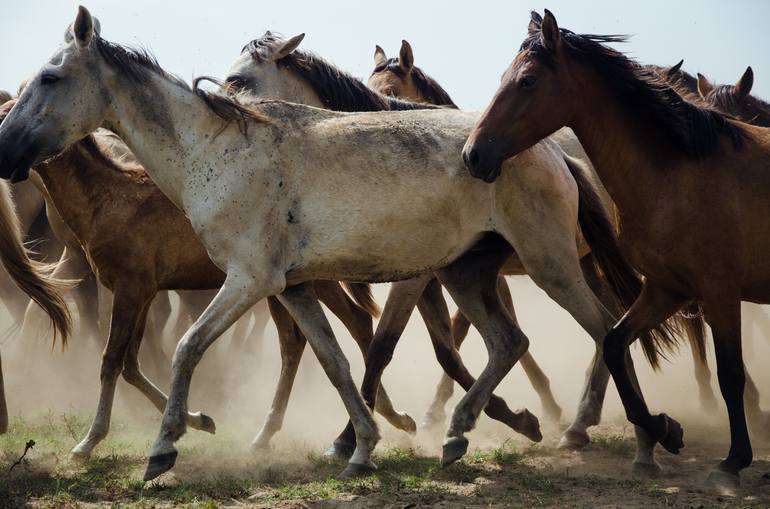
[558,429,590,451]
[250,439,272,452]
[70,445,93,459]
[632,461,662,478]
[338,461,377,479]
[143,450,178,482]
[420,411,446,431]
[705,469,740,496]
[189,412,216,434]
[441,436,469,467]
[323,441,355,461]
[658,413,684,454]
[516,409,542,443]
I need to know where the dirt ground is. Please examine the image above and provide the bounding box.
[1,412,769,508]
[3,283,770,508]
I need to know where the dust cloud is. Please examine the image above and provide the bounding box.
[2,277,769,456]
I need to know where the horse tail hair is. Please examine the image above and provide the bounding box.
[564,154,679,370]
[342,282,381,318]
[0,182,72,347]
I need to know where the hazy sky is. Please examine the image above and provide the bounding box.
[2,1,769,110]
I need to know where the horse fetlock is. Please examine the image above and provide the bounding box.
[655,413,684,454]
[558,427,590,450]
[188,411,216,434]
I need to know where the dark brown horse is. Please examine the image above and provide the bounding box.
[463,10,770,491]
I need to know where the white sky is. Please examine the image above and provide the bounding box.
[2,1,769,110]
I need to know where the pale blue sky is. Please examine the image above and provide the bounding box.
[2,1,769,110]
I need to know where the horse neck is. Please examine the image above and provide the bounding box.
[567,65,671,220]
[102,73,209,210]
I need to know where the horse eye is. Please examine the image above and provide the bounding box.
[41,73,60,85]
[519,75,537,88]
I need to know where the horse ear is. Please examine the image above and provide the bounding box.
[734,66,754,101]
[528,11,542,34]
[541,9,561,51]
[16,79,27,96]
[273,33,305,61]
[666,59,684,79]
[696,73,714,98]
[399,40,414,72]
[72,5,95,48]
[374,45,388,67]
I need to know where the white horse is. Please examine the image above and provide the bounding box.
[0,7,648,480]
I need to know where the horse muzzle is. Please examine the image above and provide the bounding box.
[462,141,504,183]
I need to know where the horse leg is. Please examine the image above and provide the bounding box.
[325,275,429,461]
[693,345,719,414]
[744,368,769,437]
[603,282,690,469]
[701,296,751,492]
[496,276,562,423]
[251,296,306,450]
[421,303,469,430]
[145,273,266,481]
[315,280,415,434]
[120,304,216,435]
[416,276,539,441]
[71,269,102,344]
[557,257,613,449]
[277,283,379,478]
[436,247,535,466]
[72,289,152,457]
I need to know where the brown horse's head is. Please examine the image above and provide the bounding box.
[368,41,456,107]
[696,67,770,127]
[368,41,417,100]
[463,10,578,182]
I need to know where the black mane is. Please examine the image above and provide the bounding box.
[525,12,747,158]
[241,33,434,112]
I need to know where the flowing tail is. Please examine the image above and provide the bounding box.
[564,154,705,369]
[0,181,71,346]
[342,282,381,318]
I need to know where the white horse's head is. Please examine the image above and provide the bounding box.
[224,31,314,103]
[0,6,108,182]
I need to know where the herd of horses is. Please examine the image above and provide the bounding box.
[0,6,768,493]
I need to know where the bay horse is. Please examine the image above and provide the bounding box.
[365,38,711,459]
[224,32,564,453]
[0,7,667,480]
[463,10,770,490]
[0,97,410,458]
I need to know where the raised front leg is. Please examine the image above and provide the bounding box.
[144,272,267,481]
[278,283,380,478]
[603,282,688,468]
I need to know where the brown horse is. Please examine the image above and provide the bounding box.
[464,10,770,491]
[365,40,715,454]
[0,99,413,457]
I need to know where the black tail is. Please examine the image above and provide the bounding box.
[564,155,700,369]
[342,282,381,318]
